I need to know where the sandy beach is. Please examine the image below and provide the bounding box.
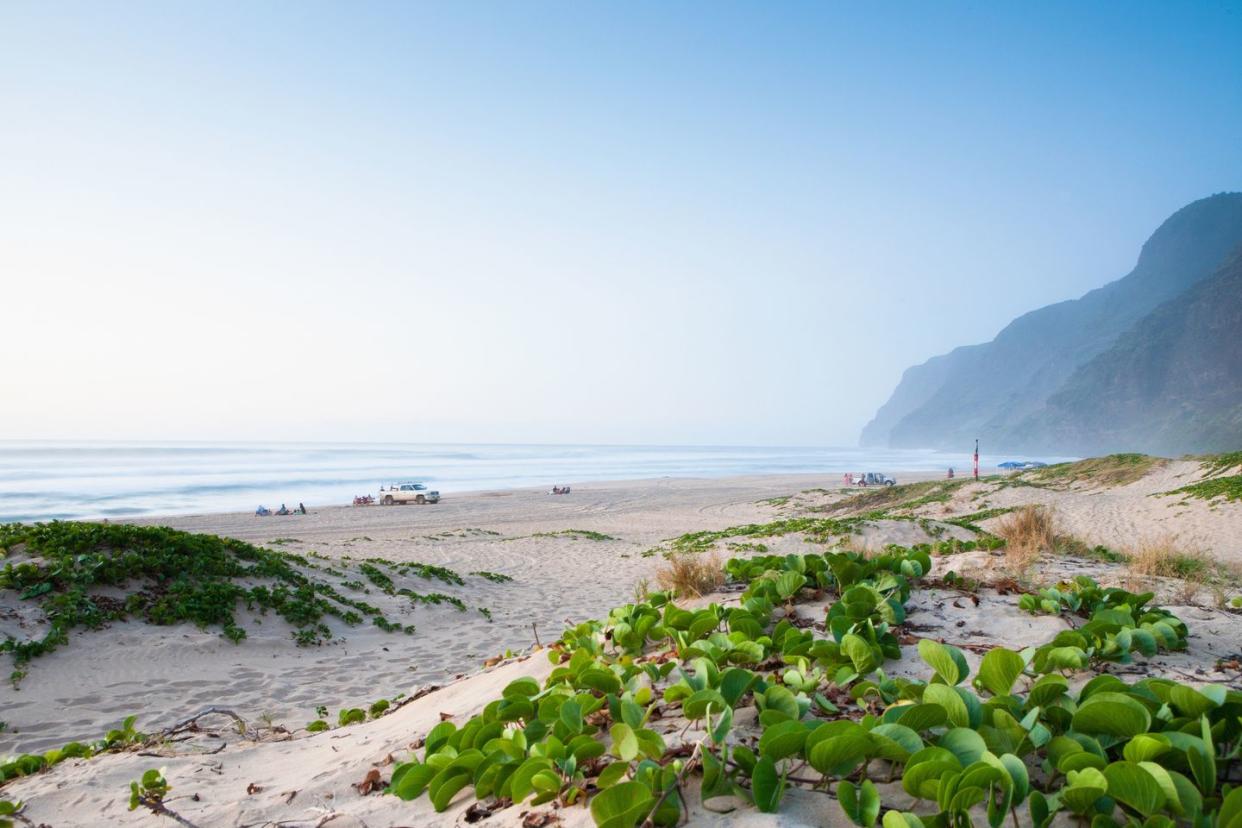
[3,472,946,755]
[2,460,1241,826]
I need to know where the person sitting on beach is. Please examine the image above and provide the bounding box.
[256,505,271,516]
[276,503,289,515]
[297,502,307,514]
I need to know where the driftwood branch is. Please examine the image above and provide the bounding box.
[390,683,441,713]
[158,707,249,739]
[137,795,202,828]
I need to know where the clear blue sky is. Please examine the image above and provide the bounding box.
[2,2,1240,445]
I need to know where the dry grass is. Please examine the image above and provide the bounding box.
[655,551,725,598]
[1028,453,1167,489]
[1125,533,1212,580]
[995,505,1055,574]
[1118,534,1242,605]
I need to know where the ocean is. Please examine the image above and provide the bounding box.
[0,441,1060,523]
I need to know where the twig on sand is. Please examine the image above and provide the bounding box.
[249,808,350,828]
[640,739,704,828]
[134,795,202,828]
[532,622,542,647]
[158,707,249,740]
[391,683,441,712]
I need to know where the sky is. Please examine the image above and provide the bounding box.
[2,2,1240,447]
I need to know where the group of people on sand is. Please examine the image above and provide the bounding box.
[550,485,572,495]
[256,502,307,516]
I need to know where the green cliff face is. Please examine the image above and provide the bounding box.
[1015,250,1242,455]
[862,192,1242,455]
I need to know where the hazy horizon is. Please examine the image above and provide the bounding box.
[3,2,1241,446]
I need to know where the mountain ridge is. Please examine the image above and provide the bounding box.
[861,192,1242,455]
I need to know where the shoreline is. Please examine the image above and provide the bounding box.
[122,468,966,529]
[0,439,1024,524]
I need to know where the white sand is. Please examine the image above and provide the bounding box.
[2,464,1240,826]
[6,473,930,754]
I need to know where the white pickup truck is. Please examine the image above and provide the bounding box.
[379,483,440,505]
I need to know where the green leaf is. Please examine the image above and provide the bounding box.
[429,767,472,812]
[937,728,988,766]
[751,756,785,813]
[503,677,541,699]
[1061,767,1108,815]
[424,721,457,756]
[719,667,757,707]
[869,724,923,762]
[1103,762,1164,817]
[901,757,960,801]
[918,639,966,685]
[843,634,879,675]
[589,780,655,828]
[701,750,731,801]
[507,756,554,803]
[895,703,948,732]
[1186,733,1216,796]
[839,779,881,828]
[1135,762,1182,815]
[1122,734,1169,764]
[759,720,809,761]
[531,769,562,795]
[1166,769,1202,819]
[808,730,872,777]
[595,761,630,790]
[709,705,733,745]
[580,667,622,695]
[1028,791,1053,828]
[1217,786,1242,828]
[634,728,666,760]
[999,753,1029,803]
[390,762,437,800]
[924,684,969,728]
[883,812,926,828]
[761,685,801,720]
[1070,693,1151,739]
[620,698,643,730]
[610,723,639,762]
[559,699,583,735]
[682,689,727,720]
[977,648,1025,697]
[775,570,807,600]
[1168,684,1219,718]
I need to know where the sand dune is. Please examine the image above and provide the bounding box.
[2,464,1240,825]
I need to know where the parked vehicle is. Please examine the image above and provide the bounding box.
[856,472,896,487]
[379,483,440,505]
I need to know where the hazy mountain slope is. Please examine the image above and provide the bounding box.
[858,348,964,446]
[861,192,1242,452]
[1011,249,1242,455]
